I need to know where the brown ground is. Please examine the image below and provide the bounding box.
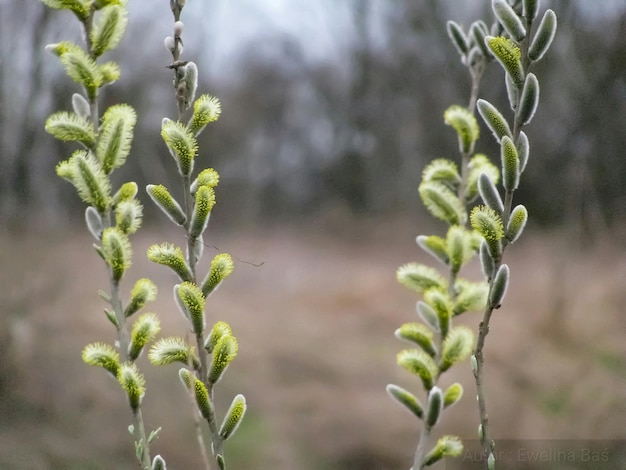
[1,219,625,469]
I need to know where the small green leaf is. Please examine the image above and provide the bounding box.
[45,111,96,147]
[161,120,198,177]
[492,0,526,42]
[90,5,128,57]
[102,227,132,282]
[529,9,557,62]
[219,394,247,440]
[386,384,424,418]
[125,278,158,318]
[82,342,120,377]
[422,435,464,466]
[397,263,447,293]
[441,326,474,372]
[118,362,146,411]
[104,308,118,327]
[175,282,205,335]
[444,106,480,155]
[419,181,467,226]
[148,427,161,444]
[189,94,221,136]
[129,313,161,361]
[477,99,512,143]
[443,383,463,408]
[209,335,239,385]
[397,349,438,390]
[201,253,235,298]
[395,323,437,357]
[147,243,193,282]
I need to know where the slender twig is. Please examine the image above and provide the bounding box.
[472,10,539,465]
[411,52,488,470]
[75,9,154,467]
[413,425,432,470]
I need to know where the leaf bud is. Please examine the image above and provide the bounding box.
[164,36,175,52]
[492,0,526,41]
[501,135,520,191]
[72,93,91,119]
[477,99,512,142]
[505,204,528,243]
[426,386,443,427]
[219,394,247,440]
[386,384,424,418]
[443,383,464,408]
[489,264,510,309]
[174,21,184,37]
[209,335,239,385]
[519,73,540,126]
[478,173,504,214]
[118,362,146,411]
[85,206,103,240]
[529,9,557,62]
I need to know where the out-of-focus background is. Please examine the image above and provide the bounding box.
[1,1,625,469]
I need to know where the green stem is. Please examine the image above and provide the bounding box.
[207,383,225,462]
[413,424,431,470]
[81,11,153,467]
[472,14,536,466]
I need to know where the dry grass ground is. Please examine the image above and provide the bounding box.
[0,219,624,469]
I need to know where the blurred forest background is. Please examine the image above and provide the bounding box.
[1,0,625,469]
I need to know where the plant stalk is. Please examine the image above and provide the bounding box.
[472,13,535,465]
